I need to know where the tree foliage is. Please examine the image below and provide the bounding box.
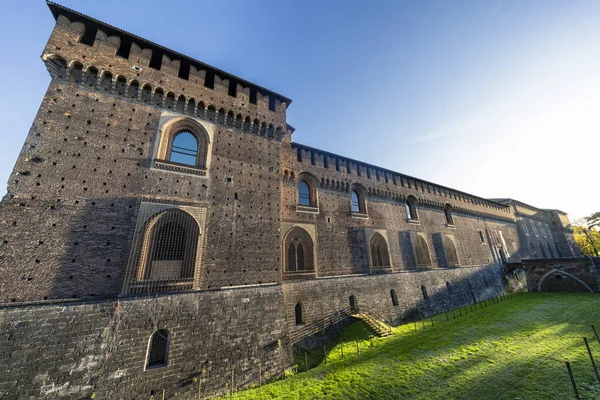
[573,212,600,257]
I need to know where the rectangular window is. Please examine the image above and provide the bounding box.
[478,230,485,243]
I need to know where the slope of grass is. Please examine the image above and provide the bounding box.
[224,293,600,400]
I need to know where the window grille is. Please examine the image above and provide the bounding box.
[123,202,205,295]
[146,330,169,369]
[284,227,314,273]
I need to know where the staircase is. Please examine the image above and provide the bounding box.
[351,310,393,337]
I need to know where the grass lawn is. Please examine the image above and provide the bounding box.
[223,292,600,400]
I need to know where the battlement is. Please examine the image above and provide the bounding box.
[288,142,513,221]
[45,1,291,124]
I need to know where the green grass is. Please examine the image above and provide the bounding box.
[224,293,600,399]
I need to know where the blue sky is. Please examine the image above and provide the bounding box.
[1,1,598,219]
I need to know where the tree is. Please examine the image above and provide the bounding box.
[573,213,600,257]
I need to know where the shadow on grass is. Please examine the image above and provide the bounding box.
[233,293,600,400]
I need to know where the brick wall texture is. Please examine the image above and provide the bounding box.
[0,5,579,398]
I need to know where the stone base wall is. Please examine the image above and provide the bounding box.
[283,264,506,335]
[0,285,290,399]
[522,258,600,293]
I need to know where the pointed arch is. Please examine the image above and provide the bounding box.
[370,232,390,268]
[414,234,432,267]
[284,227,315,273]
[146,329,170,369]
[443,235,459,267]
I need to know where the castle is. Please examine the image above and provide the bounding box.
[0,3,579,398]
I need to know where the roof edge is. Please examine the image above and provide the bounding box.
[46,1,292,106]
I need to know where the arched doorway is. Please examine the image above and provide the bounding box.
[349,295,358,313]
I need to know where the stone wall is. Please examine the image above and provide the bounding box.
[0,285,290,399]
[283,264,506,334]
[521,258,600,293]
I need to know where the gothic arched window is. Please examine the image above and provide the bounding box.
[443,235,459,267]
[170,131,198,166]
[370,233,390,268]
[414,235,432,267]
[284,227,315,273]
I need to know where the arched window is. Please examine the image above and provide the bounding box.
[131,208,200,293]
[390,289,399,306]
[284,227,314,273]
[406,196,418,221]
[156,118,210,171]
[443,235,459,267]
[146,330,169,369]
[414,235,432,267]
[298,181,310,205]
[297,177,316,207]
[370,233,390,268]
[351,191,360,212]
[350,189,366,214]
[295,303,303,325]
[170,131,198,166]
[421,285,429,300]
[444,204,454,225]
[446,281,453,294]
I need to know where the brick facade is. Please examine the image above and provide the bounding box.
[0,3,578,398]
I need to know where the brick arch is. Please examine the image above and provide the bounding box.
[283,227,315,273]
[157,117,210,168]
[135,208,200,286]
[538,269,593,293]
[369,232,390,268]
